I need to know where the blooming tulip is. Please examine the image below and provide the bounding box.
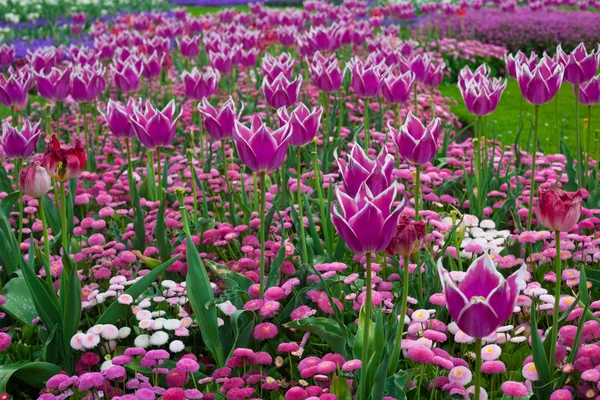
[262,53,295,81]
[99,99,137,138]
[111,60,141,93]
[181,68,220,100]
[578,75,600,105]
[350,57,387,98]
[262,74,302,109]
[1,120,42,159]
[335,143,394,197]
[276,103,323,147]
[130,100,183,148]
[558,43,599,86]
[459,71,507,116]
[0,68,31,108]
[331,182,404,254]
[19,162,52,198]
[198,96,242,141]
[141,52,164,80]
[381,70,415,104]
[390,112,441,165]
[504,51,538,79]
[534,189,583,232]
[232,115,291,173]
[41,134,87,181]
[438,254,527,338]
[308,53,343,93]
[35,67,71,102]
[176,36,201,58]
[516,59,564,105]
[70,64,106,103]
[0,44,15,68]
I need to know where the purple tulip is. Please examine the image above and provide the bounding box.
[381,70,415,104]
[276,103,323,147]
[26,48,58,74]
[95,37,117,61]
[516,59,564,105]
[144,36,170,57]
[209,50,234,75]
[305,25,341,53]
[111,59,141,93]
[407,54,433,83]
[558,43,599,85]
[0,67,32,108]
[350,57,387,98]
[578,75,600,105]
[72,12,86,24]
[232,115,291,173]
[458,68,507,116]
[457,65,491,90]
[438,254,527,338]
[424,61,445,87]
[35,67,71,102]
[239,49,259,69]
[262,53,295,81]
[276,26,298,47]
[504,51,538,79]
[390,112,441,165]
[181,67,220,100]
[331,182,404,254]
[335,143,394,197]
[1,120,42,159]
[262,73,302,109]
[176,36,201,58]
[70,64,106,103]
[99,98,137,138]
[308,52,343,93]
[198,96,242,141]
[130,100,183,148]
[141,52,164,80]
[0,44,15,68]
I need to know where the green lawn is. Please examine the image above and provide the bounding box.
[439,79,600,155]
[186,5,250,15]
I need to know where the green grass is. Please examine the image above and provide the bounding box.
[439,79,600,155]
[186,5,250,15]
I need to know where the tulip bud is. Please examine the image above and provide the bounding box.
[385,215,426,257]
[19,162,52,198]
[534,189,583,232]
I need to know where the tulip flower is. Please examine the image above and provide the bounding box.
[111,60,141,93]
[34,67,71,102]
[516,59,564,106]
[19,162,52,199]
[1,120,42,159]
[130,100,183,149]
[176,36,201,58]
[0,68,32,108]
[209,50,234,75]
[275,26,298,47]
[504,51,538,79]
[239,49,259,69]
[276,103,323,147]
[438,254,527,338]
[41,134,87,182]
[70,64,106,103]
[181,68,220,100]
[424,61,445,88]
[262,53,295,81]
[26,48,58,74]
[534,189,582,232]
[262,74,302,109]
[335,143,394,197]
[578,75,600,105]
[390,112,441,165]
[232,115,291,173]
[198,96,242,141]
[308,53,343,93]
[0,44,15,68]
[350,57,386,98]
[99,98,137,138]
[381,70,415,104]
[558,43,599,86]
[141,52,165,80]
[458,73,507,116]
[407,53,432,83]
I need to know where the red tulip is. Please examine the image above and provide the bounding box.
[385,215,426,257]
[534,189,583,232]
[41,134,87,181]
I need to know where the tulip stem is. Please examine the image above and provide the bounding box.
[186,151,199,222]
[296,147,308,266]
[147,149,156,201]
[156,147,162,202]
[222,141,231,193]
[413,85,418,117]
[15,158,23,245]
[336,92,344,143]
[586,105,591,187]
[125,138,135,207]
[555,95,559,152]
[574,85,583,187]
[388,255,411,376]
[527,105,539,230]
[474,338,482,400]
[258,171,267,299]
[414,165,421,221]
[364,99,370,149]
[312,142,331,253]
[38,197,52,283]
[361,253,373,399]
[548,230,561,371]
[60,180,68,254]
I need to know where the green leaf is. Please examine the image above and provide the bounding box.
[560,140,579,191]
[155,190,172,262]
[330,375,352,400]
[353,306,375,360]
[0,362,62,392]
[1,190,20,217]
[131,179,146,251]
[60,254,82,373]
[0,277,38,326]
[385,371,409,399]
[529,304,552,398]
[285,317,348,358]
[266,213,287,288]
[225,310,256,359]
[97,255,180,324]
[185,233,225,367]
[42,196,61,234]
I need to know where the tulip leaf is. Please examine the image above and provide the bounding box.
[131,177,146,251]
[97,255,180,325]
[529,303,552,398]
[155,189,172,262]
[42,195,61,235]
[266,225,287,289]
[560,140,579,191]
[0,277,38,326]
[0,361,62,393]
[59,253,81,373]
[1,190,20,218]
[284,317,348,358]
[385,371,409,399]
[224,309,256,360]
[303,194,324,256]
[330,375,352,400]
[0,163,13,193]
[353,306,375,361]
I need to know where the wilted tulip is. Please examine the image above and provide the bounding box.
[2,120,43,159]
[385,215,426,257]
[19,162,52,198]
[438,254,527,338]
[390,112,441,165]
[276,103,323,147]
[232,115,291,173]
[41,134,87,181]
[534,189,583,232]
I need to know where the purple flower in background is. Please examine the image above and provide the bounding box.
[438,254,526,338]
[131,100,183,148]
[35,67,71,102]
[390,112,441,165]
[70,64,106,103]
[516,58,564,105]
[308,52,343,93]
[26,48,58,74]
[232,114,291,173]
[177,36,201,58]
[198,96,242,141]
[181,67,220,100]
[239,49,259,69]
[276,103,323,147]
[335,143,394,197]
[262,53,295,81]
[0,44,15,68]
[111,60,141,93]
[424,61,445,87]
[2,120,42,159]
[578,75,600,105]
[262,73,302,109]
[72,12,86,24]
[209,50,234,75]
[381,70,415,104]
[407,54,432,83]
[141,52,164,80]
[99,98,138,138]
[94,36,117,61]
[350,57,387,98]
[276,26,298,47]
[504,51,538,79]
[459,67,507,116]
[331,182,404,254]
[558,43,599,85]
[0,67,32,108]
